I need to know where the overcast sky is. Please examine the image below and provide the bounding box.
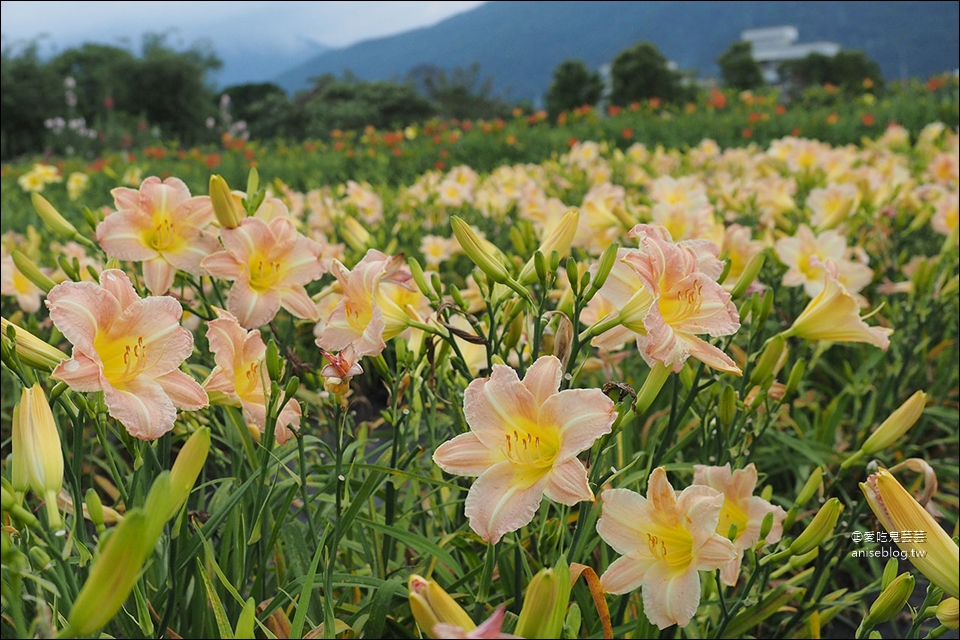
[1,1,489,85]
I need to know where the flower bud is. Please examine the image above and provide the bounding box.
[167,428,211,523]
[782,359,805,399]
[407,256,434,299]
[718,385,738,429]
[2,319,68,372]
[67,509,153,636]
[881,558,899,591]
[12,384,63,529]
[266,339,282,382]
[516,558,572,639]
[585,242,620,301]
[85,488,106,534]
[937,597,959,630]
[209,174,244,229]
[32,193,79,240]
[565,257,580,295]
[518,209,579,284]
[408,574,476,638]
[451,216,509,284]
[730,251,766,299]
[843,390,927,469]
[750,335,785,388]
[795,466,823,508]
[340,216,371,252]
[862,572,914,628]
[788,498,843,556]
[11,250,56,293]
[634,362,671,414]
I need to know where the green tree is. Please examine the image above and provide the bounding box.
[411,63,512,120]
[119,33,222,145]
[0,41,62,159]
[544,59,605,120]
[609,41,684,106]
[779,50,883,94]
[717,40,764,91]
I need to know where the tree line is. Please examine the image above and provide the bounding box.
[1,34,884,160]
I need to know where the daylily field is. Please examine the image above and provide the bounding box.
[1,84,959,639]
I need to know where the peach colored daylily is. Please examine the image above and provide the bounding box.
[774,224,873,299]
[96,176,219,295]
[201,216,324,329]
[693,463,786,586]
[203,308,301,445]
[1,251,45,313]
[433,356,616,544]
[316,250,423,358]
[597,467,737,629]
[47,269,208,440]
[621,225,742,375]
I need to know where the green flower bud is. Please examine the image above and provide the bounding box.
[11,250,56,293]
[750,335,786,388]
[209,174,244,230]
[32,193,79,240]
[788,498,843,556]
[516,558,572,639]
[452,216,510,284]
[730,251,766,299]
[863,572,914,627]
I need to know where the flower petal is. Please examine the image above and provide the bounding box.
[641,561,701,629]
[102,377,177,441]
[463,365,538,451]
[143,256,176,295]
[597,488,655,555]
[538,388,616,461]
[51,351,103,392]
[228,279,281,329]
[46,280,121,355]
[543,458,593,504]
[156,369,208,411]
[464,461,548,544]
[521,355,561,407]
[600,553,655,595]
[434,433,504,477]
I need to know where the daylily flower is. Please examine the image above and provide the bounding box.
[47,269,208,440]
[96,176,220,295]
[1,250,46,313]
[316,250,424,358]
[434,606,519,639]
[201,216,324,329]
[203,308,301,444]
[621,225,742,375]
[774,225,873,299]
[692,463,786,586]
[433,355,616,544]
[783,258,892,350]
[597,467,737,629]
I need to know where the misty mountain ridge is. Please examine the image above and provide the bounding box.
[272,1,959,104]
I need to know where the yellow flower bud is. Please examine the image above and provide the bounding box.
[843,390,927,469]
[937,597,959,630]
[408,574,476,638]
[340,216,371,252]
[451,216,510,284]
[861,468,960,598]
[209,174,244,229]
[12,384,63,529]
[730,251,766,299]
[518,208,579,284]
[2,318,68,372]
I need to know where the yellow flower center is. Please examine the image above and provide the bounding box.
[147,214,179,251]
[249,252,282,292]
[502,424,558,469]
[235,361,264,400]
[97,334,150,386]
[659,277,704,325]
[717,498,750,541]
[645,523,694,572]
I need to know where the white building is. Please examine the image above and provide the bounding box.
[742,26,841,84]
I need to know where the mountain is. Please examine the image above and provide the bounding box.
[275,1,960,103]
[213,37,329,89]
